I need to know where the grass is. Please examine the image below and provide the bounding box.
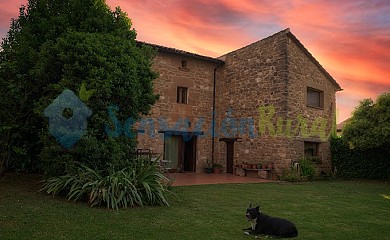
[0,174,389,240]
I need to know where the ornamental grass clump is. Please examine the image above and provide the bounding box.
[41,157,173,209]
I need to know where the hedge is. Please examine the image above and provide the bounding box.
[330,137,390,180]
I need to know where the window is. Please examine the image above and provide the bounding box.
[181,60,188,68]
[307,87,324,108]
[304,141,319,157]
[177,87,188,104]
[179,60,189,71]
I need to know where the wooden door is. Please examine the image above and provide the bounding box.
[183,136,196,172]
[226,142,234,174]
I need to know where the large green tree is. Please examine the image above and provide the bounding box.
[343,92,390,153]
[0,0,158,177]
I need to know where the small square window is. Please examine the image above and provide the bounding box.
[177,87,188,104]
[181,60,188,68]
[304,141,319,157]
[307,87,324,108]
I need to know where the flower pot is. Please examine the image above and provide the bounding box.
[262,164,267,170]
[205,167,213,174]
[213,167,222,174]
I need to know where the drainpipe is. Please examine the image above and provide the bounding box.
[211,62,222,164]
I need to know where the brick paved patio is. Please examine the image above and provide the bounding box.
[168,173,274,186]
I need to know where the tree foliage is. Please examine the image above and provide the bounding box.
[343,92,390,153]
[0,0,158,177]
[331,92,390,180]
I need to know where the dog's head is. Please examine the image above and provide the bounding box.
[245,204,261,221]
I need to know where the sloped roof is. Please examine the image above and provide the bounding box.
[337,118,350,132]
[136,41,224,65]
[136,29,342,91]
[285,29,342,91]
[220,28,342,91]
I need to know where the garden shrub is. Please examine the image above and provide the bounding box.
[299,157,316,180]
[41,157,173,209]
[40,134,135,177]
[331,137,390,180]
[280,168,303,182]
[281,157,316,182]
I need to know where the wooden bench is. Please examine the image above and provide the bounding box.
[235,167,274,179]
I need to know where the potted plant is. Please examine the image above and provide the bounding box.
[212,163,223,174]
[204,159,213,174]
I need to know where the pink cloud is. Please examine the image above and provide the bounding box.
[1,0,389,123]
[0,0,26,40]
[272,0,390,122]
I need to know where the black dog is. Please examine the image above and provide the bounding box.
[243,204,298,238]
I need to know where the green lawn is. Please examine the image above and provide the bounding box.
[0,174,389,240]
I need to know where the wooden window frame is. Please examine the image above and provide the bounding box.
[177,87,188,104]
[304,141,319,157]
[307,87,324,109]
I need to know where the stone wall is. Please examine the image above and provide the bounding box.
[215,31,291,174]
[285,34,339,173]
[136,51,218,172]
[137,30,340,175]
[214,30,339,175]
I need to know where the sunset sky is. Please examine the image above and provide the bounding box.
[1,0,389,123]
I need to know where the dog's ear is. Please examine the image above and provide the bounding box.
[249,204,252,208]
[255,206,260,211]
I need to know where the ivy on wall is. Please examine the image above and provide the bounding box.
[330,137,390,180]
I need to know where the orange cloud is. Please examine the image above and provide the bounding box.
[107,0,250,56]
[268,0,390,121]
[1,0,389,123]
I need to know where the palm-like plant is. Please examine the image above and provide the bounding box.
[41,157,174,209]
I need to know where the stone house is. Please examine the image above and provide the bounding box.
[136,28,342,175]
